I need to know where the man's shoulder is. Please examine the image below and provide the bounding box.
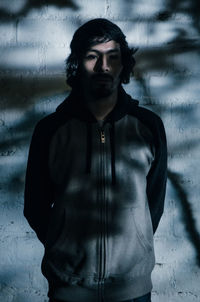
[31,101,72,143]
[126,97,166,146]
[127,98,164,128]
[35,111,59,130]
[34,98,72,132]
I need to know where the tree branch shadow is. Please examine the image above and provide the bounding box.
[168,169,200,266]
[0,0,79,22]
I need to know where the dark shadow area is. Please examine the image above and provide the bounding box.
[165,0,200,31]
[0,76,68,109]
[135,39,200,78]
[168,170,200,266]
[0,76,70,197]
[0,0,78,22]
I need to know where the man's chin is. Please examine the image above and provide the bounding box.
[90,82,115,98]
[91,87,113,99]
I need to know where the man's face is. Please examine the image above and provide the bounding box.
[80,40,123,99]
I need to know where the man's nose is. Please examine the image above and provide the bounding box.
[94,55,110,72]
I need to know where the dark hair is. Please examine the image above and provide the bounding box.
[66,18,137,88]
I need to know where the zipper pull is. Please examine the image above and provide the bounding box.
[101,130,105,144]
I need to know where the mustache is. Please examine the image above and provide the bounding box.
[91,74,113,81]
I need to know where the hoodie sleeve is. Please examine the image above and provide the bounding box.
[24,120,54,244]
[146,114,167,233]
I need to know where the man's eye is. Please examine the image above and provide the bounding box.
[85,54,97,60]
[109,54,120,60]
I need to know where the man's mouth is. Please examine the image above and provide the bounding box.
[92,74,113,83]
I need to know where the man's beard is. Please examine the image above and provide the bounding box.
[91,85,113,99]
[87,74,116,99]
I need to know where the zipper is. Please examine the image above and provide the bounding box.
[98,126,107,301]
[101,130,105,144]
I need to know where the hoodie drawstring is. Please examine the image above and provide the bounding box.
[86,123,92,174]
[109,122,116,186]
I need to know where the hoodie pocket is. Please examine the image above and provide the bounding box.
[107,207,153,276]
[130,207,153,253]
[44,209,66,250]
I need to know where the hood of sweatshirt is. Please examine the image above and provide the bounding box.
[56,85,139,123]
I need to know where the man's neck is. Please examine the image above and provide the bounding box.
[84,90,118,121]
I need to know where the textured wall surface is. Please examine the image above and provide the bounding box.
[0,0,200,301]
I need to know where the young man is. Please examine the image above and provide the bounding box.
[24,19,167,302]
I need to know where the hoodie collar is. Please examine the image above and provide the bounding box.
[56,85,139,123]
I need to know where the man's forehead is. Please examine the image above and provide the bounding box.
[87,40,121,53]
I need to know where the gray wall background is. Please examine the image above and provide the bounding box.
[0,0,200,301]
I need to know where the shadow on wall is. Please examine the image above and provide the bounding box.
[168,170,200,267]
[0,0,79,22]
[130,0,200,268]
[0,76,70,197]
[162,0,200,30]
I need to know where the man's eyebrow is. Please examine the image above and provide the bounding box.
[86,48,120,54]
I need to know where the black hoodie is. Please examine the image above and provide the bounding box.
[24,86,167,301]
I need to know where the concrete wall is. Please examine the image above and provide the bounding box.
[0,1,200,301]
